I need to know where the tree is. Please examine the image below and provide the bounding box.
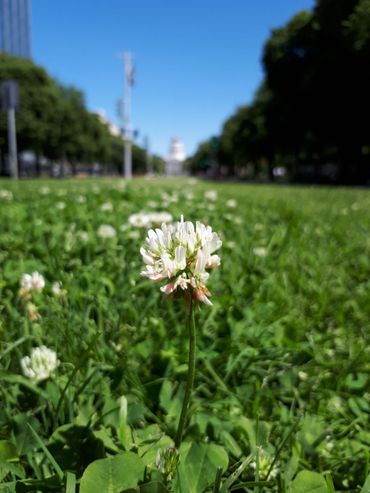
[0,54,151,176]
[190,0,370,184]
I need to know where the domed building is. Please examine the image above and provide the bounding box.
[165,138,186,176]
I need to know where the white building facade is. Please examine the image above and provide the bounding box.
[165,138,186,176]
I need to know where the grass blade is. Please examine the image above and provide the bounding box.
[27,423,64,481]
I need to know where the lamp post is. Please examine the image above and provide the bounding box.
[119,52,134,179]
[1,80,19,179]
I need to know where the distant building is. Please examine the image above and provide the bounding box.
[0,0,31,59]
[165,138,186,176]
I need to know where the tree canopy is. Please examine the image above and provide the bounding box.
[189,0,370,184]
[0,54,163,175]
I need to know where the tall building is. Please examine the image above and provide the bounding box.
[0,0,31,59]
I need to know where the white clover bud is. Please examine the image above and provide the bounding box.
[155,447,178,480]
[0,189,13,200]
[226,199,237,208]
[129,212,173,229]
[204,190,218,201]
[20,346,59,383]
[251,449,279,479]
[298,371,308,381]
[140,216,222,306]
[253,247,267,257]
[97,224,116,238]
[56,201,66,210]
[129,213,152,228]
[101,202,113,212]
[52,281,67,297]
[76,195,86,204]
[77,231,89,242]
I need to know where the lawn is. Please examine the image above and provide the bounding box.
[0,178,369,492]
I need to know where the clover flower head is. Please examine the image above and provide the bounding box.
[253,247,267,257]
[226,199,237,208]
[0,189,13,200]
[204,190,218,201]
[101,202,113,212]
[76,195,86,204]
[129,212,173,229]
[140,216,221,305]
[56,201,66,210]
[20,346,59,383]
[52,281,67,297]
[251,449,279,479]
[97,224,116,238]
[156,447,179,480]
[19,272,45,298]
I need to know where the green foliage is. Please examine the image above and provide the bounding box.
[79,452,145,493]
[0,54,163,175]
[175,442,228,493]
[0,177,369,491]
[189,0,370,183]
[288,471,327,493]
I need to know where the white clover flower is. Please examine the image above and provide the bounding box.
[77,230,89,242]
[52,281,67,297]
[128,230,140,240]
[129,212,173,229]
[204,190,218,201]
[147,200,159,208]
[56,201,66,210]
[19,272,45,297]
[20,346,59,383]
[226,199,237,208]
[233,216,243,225]
[76,195,86,204]
[129,213,152,228]
[161,192,178,204]
[253,247,267,257]
[148,212,173,226]
[0,189,13,200]
[298,371,308,381]
[101,202,113,212]
[40,186,50,195]
[140,216,222,306]
[97,224,116,238]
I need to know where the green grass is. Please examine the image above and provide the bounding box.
[0,178,369,492]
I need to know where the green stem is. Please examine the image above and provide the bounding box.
[175,297,196,449]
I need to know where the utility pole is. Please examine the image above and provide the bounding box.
[119,52,134,179]
[8,107,18,179]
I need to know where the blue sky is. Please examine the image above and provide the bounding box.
[31,0,315,157]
